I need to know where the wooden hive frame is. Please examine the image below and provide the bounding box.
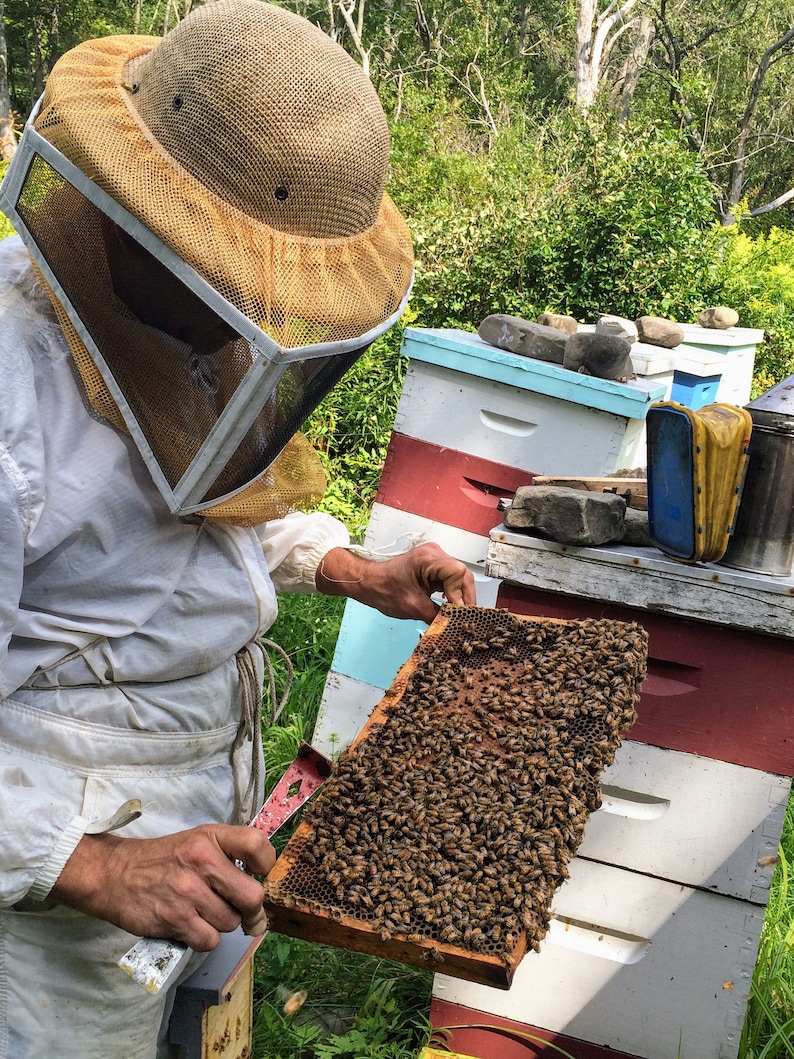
[262,606,647,989]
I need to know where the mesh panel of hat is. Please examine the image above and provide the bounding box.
[16,153,363,504]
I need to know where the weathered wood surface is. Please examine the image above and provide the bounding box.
[486,530,794,639]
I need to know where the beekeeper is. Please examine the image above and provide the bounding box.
[0,1,475,1055]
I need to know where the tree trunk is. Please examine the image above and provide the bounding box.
[722,25,794,224]
[0,0,16,159]
[575,0,599,109]
[616,13,654,124]
[413,0,433,89]
[31,13,46,98]
[575,0,638,111]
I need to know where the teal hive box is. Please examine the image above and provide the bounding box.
[402,326,665,420]
[397,327,667,477]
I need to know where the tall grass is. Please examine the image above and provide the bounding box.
[740,797,794,1059]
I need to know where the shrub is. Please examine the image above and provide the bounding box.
[303,326,409,532]
[390,114,727,333]
[717,227,794,396]
[534,118,725,322]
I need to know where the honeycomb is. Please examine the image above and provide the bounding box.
[262,606,648,973]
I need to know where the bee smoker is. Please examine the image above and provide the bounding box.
[719,373,794,577]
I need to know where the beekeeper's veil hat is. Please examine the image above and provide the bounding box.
[0,0,413,523]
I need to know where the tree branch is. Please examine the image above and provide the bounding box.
[336,0,372,76]
[724,25,794,218]
[749,184,794,216]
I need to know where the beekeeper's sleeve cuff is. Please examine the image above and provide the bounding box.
[27,815,91,902]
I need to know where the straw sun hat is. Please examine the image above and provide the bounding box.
[34,0,414,348]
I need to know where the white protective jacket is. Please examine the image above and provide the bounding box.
[0,234,350,908]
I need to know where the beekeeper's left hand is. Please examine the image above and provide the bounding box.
[316,542,476,624]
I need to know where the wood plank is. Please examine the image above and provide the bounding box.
[486,531,794,639]
[261,902,521,990]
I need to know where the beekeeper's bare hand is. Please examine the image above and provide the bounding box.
[316,542,477,624]
[52,824,275,950]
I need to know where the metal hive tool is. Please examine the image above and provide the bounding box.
[262,605,648,988]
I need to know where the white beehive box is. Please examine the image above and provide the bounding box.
[433,856,765,1059]
[678,323,763,406]
[587,323,763,410]
[398,327,665,472]
[582,741,788,902]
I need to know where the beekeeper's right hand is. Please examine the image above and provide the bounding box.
[51,823,275,949]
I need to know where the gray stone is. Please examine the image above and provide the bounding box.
[595,314,638,343]
[563,331,634,380]
[635,315,684,348]
[478,314,567,363]
[537,312,579,337]
[505,485,626,546]
[698,306,739,330]
[620,507,652,547]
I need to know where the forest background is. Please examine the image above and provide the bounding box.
[2,2,794,1056]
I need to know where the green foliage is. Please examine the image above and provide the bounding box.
[0,163,14,240]
[739,795,794,1058]
[0,209,13,241]
[392,112,726,333]
[304,330,409,532]
[4,0,135,112]
[253,934,432,1059]
[534,117,725,321]
[261,592,345,779]
[716,227,794,396]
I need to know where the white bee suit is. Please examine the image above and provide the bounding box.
[0,235,350,1057]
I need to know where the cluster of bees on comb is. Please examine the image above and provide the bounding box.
[265,606,648,966]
